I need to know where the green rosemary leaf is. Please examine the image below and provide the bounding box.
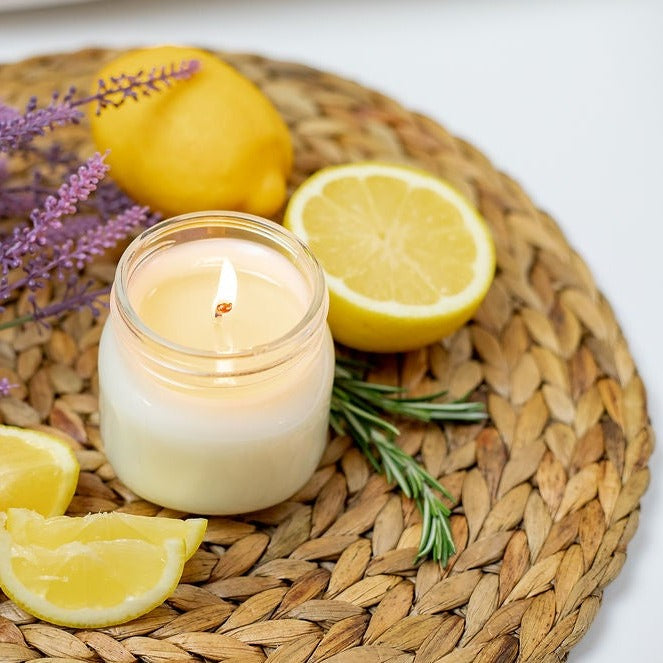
[330,359,486,564]
[407,465,424,495]
[382,388,450,402]
[341,407,370,443]
[399,401,485,411]
[331,388,351,402]
[336,379,405,394]
[329,412,346,436]
[427,411,487,422]
[380,451,411,498]
[340,400,401,436]
[336,406,381,472]
[419,492,432,545]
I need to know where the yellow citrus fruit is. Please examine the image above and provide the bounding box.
[5,508,207,560]
[0,425,79,516]
[0,509,207,627]
[284,162,496,352]
[89,46,292,217]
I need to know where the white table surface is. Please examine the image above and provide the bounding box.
[0,0,661,660]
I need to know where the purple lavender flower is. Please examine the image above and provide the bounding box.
[0,58,200,329]
[0,96,83,154]
[29,152,108,230]
[70,205,148,267]
[0,59,200,155]
[84,59,201,114]
[0,105,20,124]
[92,179,143,218]
[6,204,147,300]
[0,376,15,396]
[0,177,147,222]
[1,153,109,284]
[20,281,110,330]
[43,214,100,244]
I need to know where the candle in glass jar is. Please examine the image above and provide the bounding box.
[99,212,335,515]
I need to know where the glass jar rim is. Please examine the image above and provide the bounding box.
[113,211,328,370]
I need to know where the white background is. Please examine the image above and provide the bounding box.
[0,0,661,660]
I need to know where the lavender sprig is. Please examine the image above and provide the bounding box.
[28,152,108,230]
[31,281,108,323]
[0,153,109,291]
[68,204,148,268]
[0,377,16,396]
[0,179,158,222]
[0,96,82,154]
[0,283,110,332]
[0,60,199,154]
[8,205,148,298]
[82,59,201,115]
[0,58,199,329]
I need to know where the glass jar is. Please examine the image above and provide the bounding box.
[98,211,335,514]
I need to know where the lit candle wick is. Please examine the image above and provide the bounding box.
[212,258,238,320]
[215,302,233,317]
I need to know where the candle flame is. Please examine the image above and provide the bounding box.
[213,259,238,319]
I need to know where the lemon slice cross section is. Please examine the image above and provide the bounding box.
[285,162,496,352]
[0,509,207,628]
[0,425,79,516]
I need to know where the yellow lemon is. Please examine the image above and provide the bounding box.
[0,509,207,627]
[284,162,495,352]
[89,46,292,217]
[0,425,79,516]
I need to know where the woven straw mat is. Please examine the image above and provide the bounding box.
[0,48,654,663]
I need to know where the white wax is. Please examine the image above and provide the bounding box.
[130,239,310,351]
[99,236,334,515]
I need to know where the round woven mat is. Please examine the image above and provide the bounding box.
[0,49,654,663]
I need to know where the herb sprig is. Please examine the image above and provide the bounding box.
[330,358,486,566]
[0,60,199,329]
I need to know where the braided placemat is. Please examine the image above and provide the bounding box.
[0,48,654,663]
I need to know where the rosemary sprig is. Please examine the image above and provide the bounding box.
[330,358,487,566]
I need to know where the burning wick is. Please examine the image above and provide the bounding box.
[215,302,233,317]
[212,259,238,320]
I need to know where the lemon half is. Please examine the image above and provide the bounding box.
[284,162,496,352]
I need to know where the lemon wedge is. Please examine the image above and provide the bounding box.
[4,508,207,560]
[284,162,495,352]
[0,425,79,516]
[0,509,207,627]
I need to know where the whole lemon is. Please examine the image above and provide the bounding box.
[89,46,292,217]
